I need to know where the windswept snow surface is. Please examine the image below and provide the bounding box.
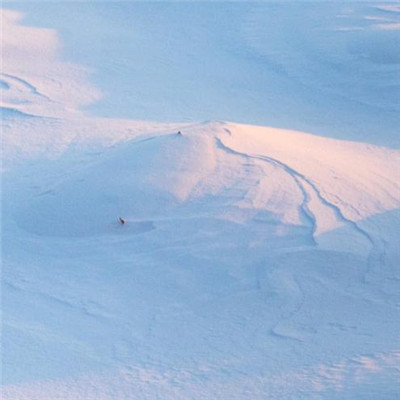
[5,1,400,146]
[2,3,400,400]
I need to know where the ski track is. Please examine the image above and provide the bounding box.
[216,136,381,284]
[214,138,316,243]
[214,138,310,341]
[215,133,391,340]
[0,72,51,101]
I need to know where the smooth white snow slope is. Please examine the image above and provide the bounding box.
[5,1,400,146]
[1,3,400,400]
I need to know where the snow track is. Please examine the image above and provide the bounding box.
[217,136,376,257]
[0,72,50,100]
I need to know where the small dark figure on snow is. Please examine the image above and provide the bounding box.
[177,131,182,136]
[118,217,126,225]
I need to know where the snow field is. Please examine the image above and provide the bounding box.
[1,3,400,399]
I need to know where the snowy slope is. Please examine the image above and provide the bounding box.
[2,4,400,400]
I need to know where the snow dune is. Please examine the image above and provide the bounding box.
[2,3,400,400]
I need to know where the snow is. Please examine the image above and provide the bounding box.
[1,2,400,400]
